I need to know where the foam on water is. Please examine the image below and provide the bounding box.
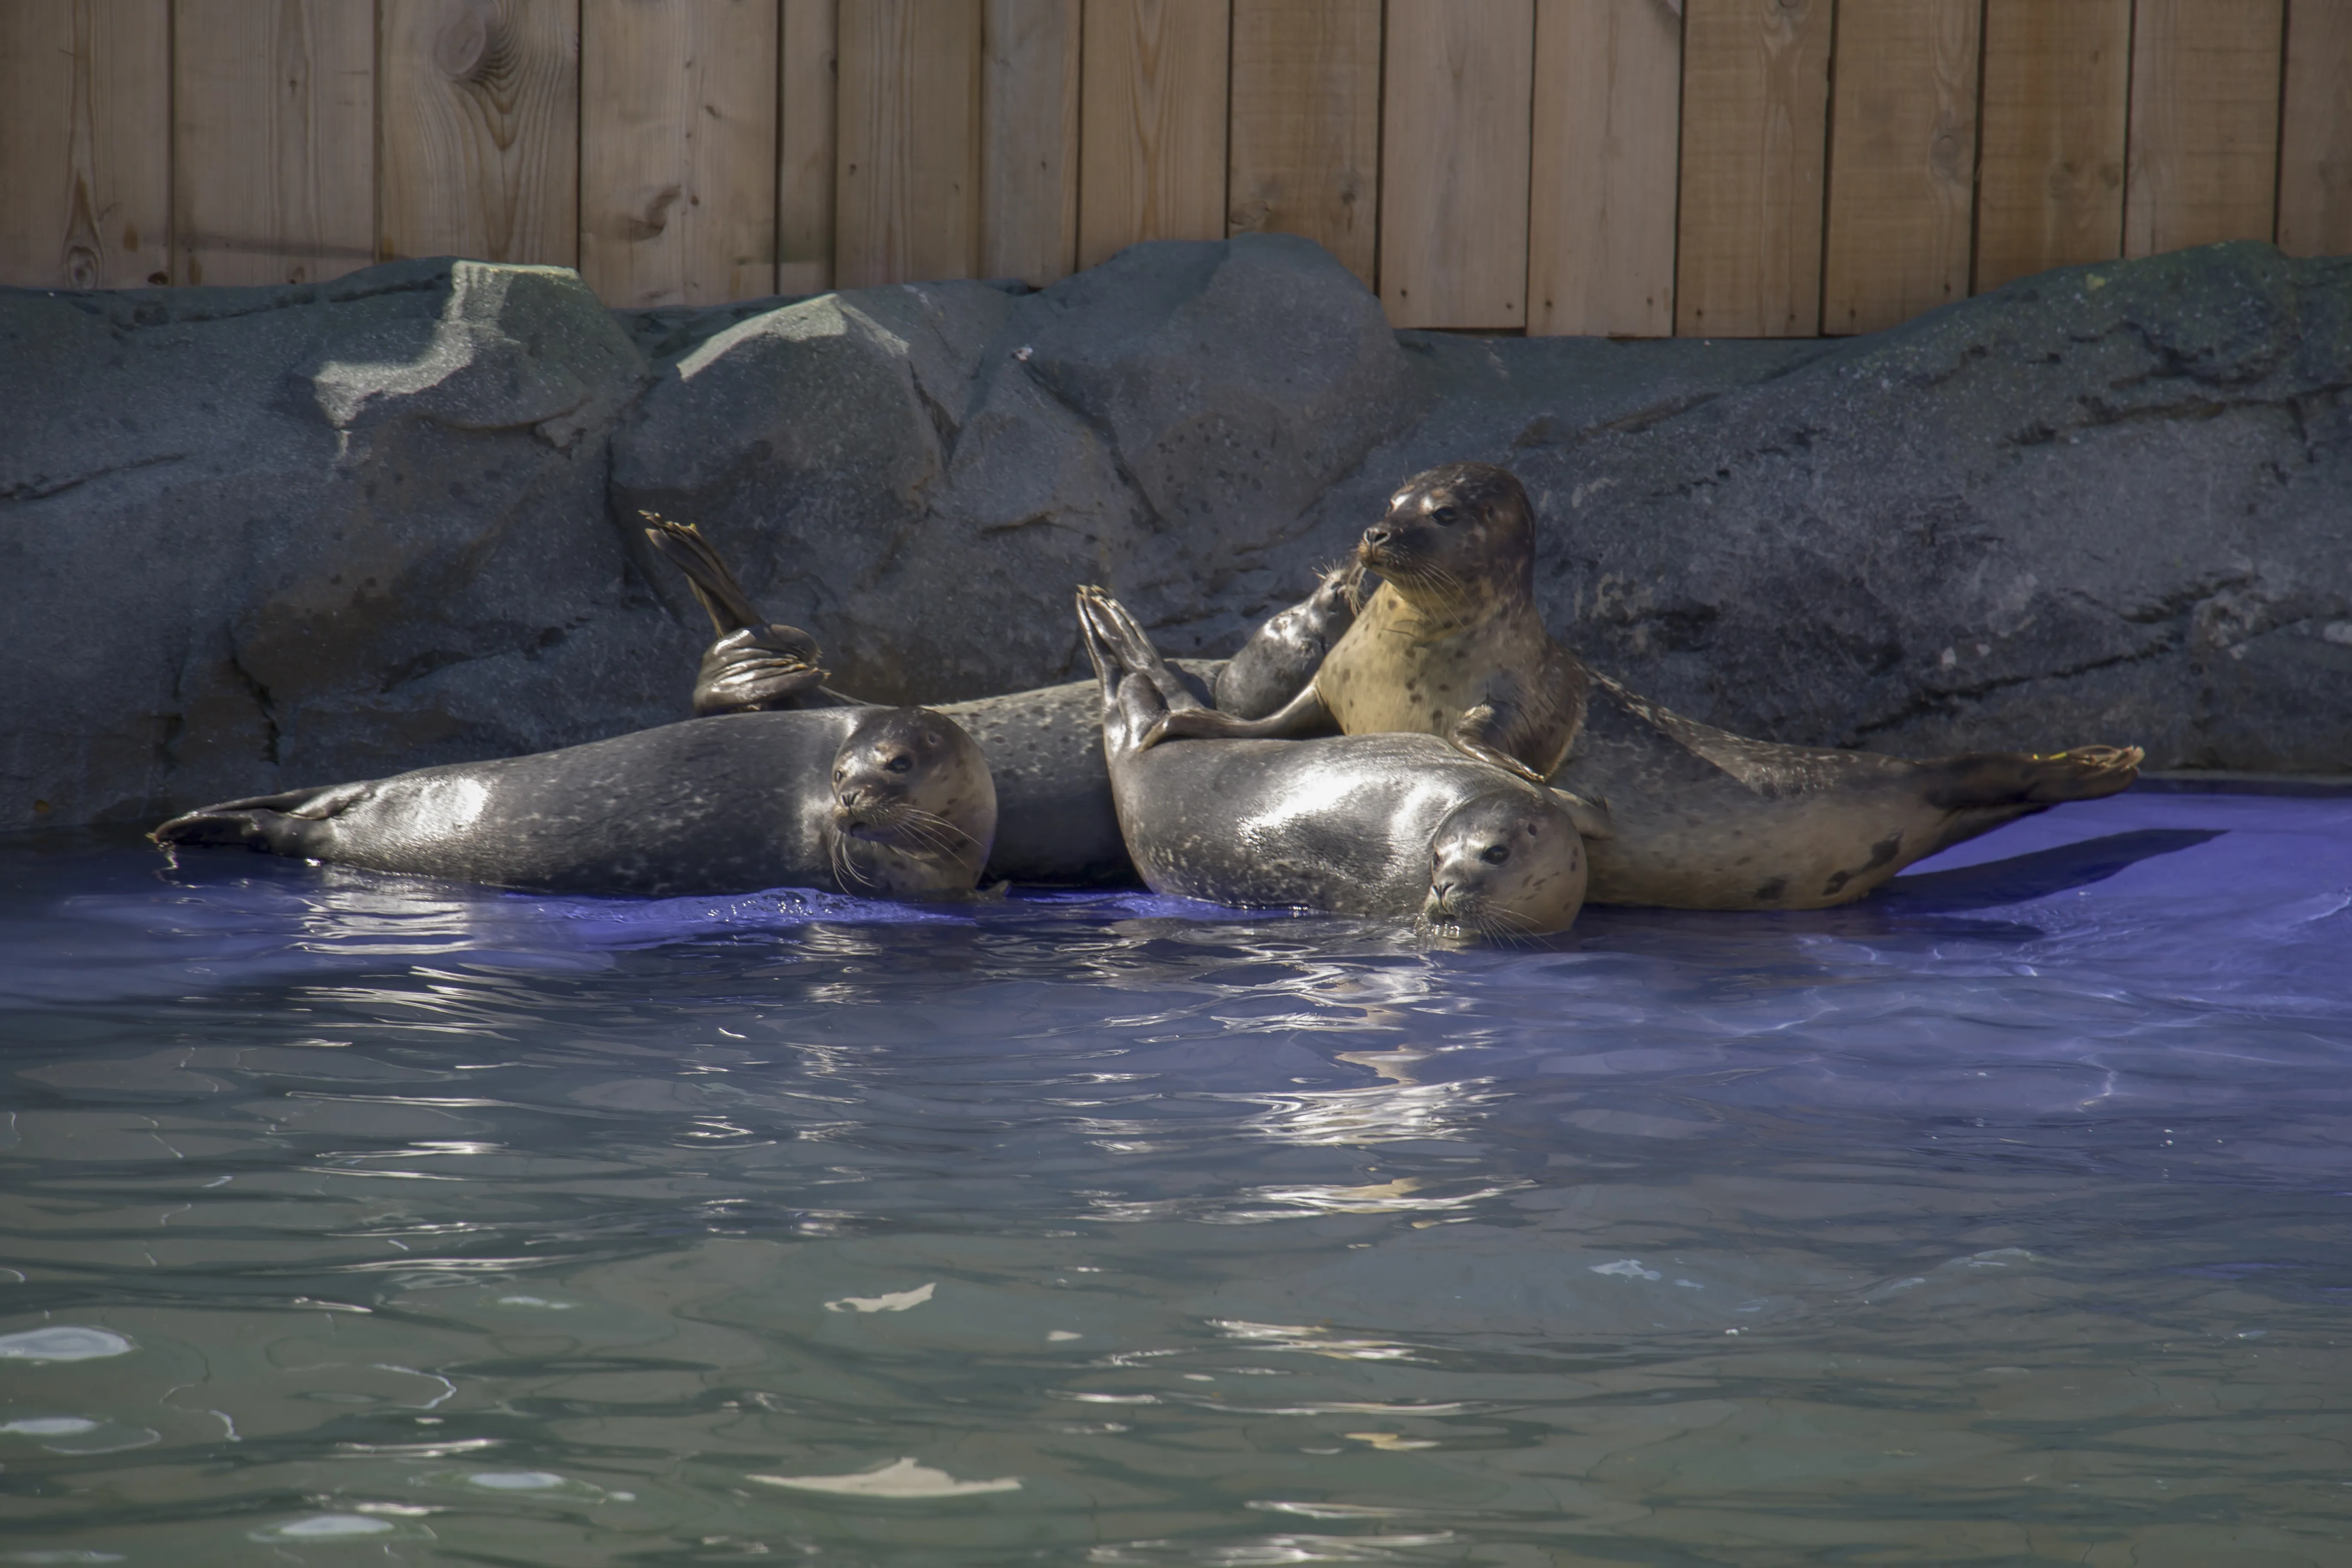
[0,790,2346,1565]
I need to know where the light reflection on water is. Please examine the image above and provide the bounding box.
[0,791,2347,1565]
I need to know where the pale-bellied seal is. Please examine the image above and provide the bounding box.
[1148,463,1584,784]
[1078,588,1586,940]
[151,706,995,899]
[1559,673,2142,910]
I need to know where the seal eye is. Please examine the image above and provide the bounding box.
[885,755,913,774]
[1431,505,1463,527]
[1480,844,1510,866]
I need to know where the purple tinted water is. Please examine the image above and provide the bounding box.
[0,789,2347,1565]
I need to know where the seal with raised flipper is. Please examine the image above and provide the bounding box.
[1146,462,1585,784]
[645,513,1210,887]
[1078,588,1586,940]
[152,705,996,899]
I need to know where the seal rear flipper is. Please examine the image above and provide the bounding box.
[1921,745,2144,811]
[643,513,768,634]
[151,782,369,856]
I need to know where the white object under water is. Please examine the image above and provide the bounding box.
[825,1283,935,1313]
[748,1458,1020,1497]
[0,1329,132,1362]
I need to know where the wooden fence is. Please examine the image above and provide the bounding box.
[3,0,2348,336]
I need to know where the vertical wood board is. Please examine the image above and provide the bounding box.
[380,0,580,267]
[1078,0,1232,271]
[1973,0,2128,291]
[579,0,778,307]
[1379,0,1536,329]
[1821,0,1981,334]
[0,0,172,289]
[1528,0,1682,337]
[836,0,981,288]
[2124,0,2285,257]
[174,0,377,287]
[1673,0,1834,337]
[1228,0,1382,289]
[778,0,838,294]
[981,0,1079,286]
[2278,0,2352,257]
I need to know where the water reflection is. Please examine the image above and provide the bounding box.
[0,793,2347,1563]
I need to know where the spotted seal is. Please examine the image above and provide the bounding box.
[152,705,995,899]
[1078,588,1586,940]
[1146,463,1584,784]
[1558,674,2141,909]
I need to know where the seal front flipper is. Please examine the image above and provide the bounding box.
[1213,561,1361,719]
[642,513,834,714]
[1448,703,1552,785]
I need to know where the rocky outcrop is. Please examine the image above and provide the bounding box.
[2,236,2346,836]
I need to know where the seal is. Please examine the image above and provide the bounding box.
[1558,673,2143,909]
[1148,463,1585,784]
[1078,588,1586,940]
[645,512,1208,887]
[151,705,996,899]
[1212,560,1362,720]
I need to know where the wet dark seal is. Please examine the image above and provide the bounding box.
[152,706,996,899]
[1079,588,1586,940]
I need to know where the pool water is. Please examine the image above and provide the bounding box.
[0,789,2348,1566]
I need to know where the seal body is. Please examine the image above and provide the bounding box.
[1560,674,2141,909]
[153,707,995,899]
[1318,463,1585,780]
[1080,589,1585,937]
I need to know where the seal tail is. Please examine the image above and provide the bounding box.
[1921,744,2144,811]
[641,512,767,635]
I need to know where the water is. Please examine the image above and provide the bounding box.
[1,789,2349,1567]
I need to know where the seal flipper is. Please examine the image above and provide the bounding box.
[641,513,836,714]
[151,781,376,856]
[1918,745,2145,810]
[1213,562,1360,719]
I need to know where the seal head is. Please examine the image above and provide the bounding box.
[1357,461,1536,614]
[828,708,998,897]
[1420,792,1587,943]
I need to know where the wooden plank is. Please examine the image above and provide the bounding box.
[579,0,778,306]
[0,0,172,289]
[981,0,1080,286]
[2278,0,2352,257]
[174,0,377,288]
[1673,0,1833,337]
[1528,0,1681,337]
[380,0,580,267]
[1820,0,1981,334]
[779,0,838,294]
[1972,0,2129,291]
[836,0,982,288]
[2124,0,2285,258]
[1077,0,1232,272]
[1228,0,1382,289]
[1378,0,1536,329]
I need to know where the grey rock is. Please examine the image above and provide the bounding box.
[0,260,691,833]
[2,235,2345,845]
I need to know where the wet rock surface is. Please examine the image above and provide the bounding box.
[3,236,2346,835]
